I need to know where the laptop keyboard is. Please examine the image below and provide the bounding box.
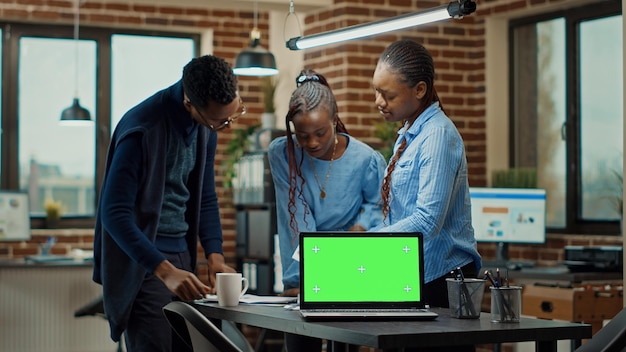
[307,308,429,313]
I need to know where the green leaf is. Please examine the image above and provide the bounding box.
[223,123,262,189]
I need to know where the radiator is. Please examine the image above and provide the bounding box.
[0,264,119,352]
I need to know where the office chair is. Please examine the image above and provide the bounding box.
[163,301,254,352]
[575,306,626,352]
[74,295,123,352]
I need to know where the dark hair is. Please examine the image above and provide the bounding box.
[377,39,441,111]
[182,55,238,109]
[284,69,348,240]
[378,40,443,219]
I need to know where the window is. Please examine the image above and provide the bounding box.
[111,34,194,131]
[1,23,198,227]
[19,37,97,217]
[510,1,623,234]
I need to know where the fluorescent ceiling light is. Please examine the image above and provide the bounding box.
[286,0,476,50]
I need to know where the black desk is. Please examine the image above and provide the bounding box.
[192,303,592,352]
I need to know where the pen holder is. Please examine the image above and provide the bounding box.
[446,278,485,319]
[490,286,522,323]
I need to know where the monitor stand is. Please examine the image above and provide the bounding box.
[482,242,535,270]
[495,242,509,267]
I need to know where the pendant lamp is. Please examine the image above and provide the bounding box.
[233,0,278,76]
[60,0,92,123]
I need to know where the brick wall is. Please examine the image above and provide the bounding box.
[299,0,487,184]
[295,0,623,263]
[0,0,622,278]
[0,0,270,273]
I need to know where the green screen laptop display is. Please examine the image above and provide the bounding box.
[299,232,425,308]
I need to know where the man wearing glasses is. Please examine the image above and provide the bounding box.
[93,55,244,352]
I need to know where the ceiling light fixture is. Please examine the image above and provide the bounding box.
[286,0,477,50]
[233,0,279,76]
[60,0,92,123]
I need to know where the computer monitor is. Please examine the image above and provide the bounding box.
[0,191,31,242]
[469,187,546,266]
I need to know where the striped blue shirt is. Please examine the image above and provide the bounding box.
[375,102,482,283]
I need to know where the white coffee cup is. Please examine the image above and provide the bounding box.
[216,273,249,307]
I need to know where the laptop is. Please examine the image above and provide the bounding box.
[298,231,438,320]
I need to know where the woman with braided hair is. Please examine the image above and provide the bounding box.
[372,40,482,324]
[269,69,386,352]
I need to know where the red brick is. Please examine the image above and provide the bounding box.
[104,3,129,11]
[132,5,156,13]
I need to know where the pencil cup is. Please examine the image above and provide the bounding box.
[446,278,485,319]
[490,286,522,323]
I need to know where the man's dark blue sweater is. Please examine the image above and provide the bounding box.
[93,80,223,342]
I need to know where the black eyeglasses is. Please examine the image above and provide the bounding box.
[190,97,246,131]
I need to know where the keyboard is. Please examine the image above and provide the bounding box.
[299,308,439,320]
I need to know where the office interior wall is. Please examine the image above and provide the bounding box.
[0,0,620,297]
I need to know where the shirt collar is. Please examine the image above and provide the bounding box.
[398,101,441,139]
[169,80,199,143]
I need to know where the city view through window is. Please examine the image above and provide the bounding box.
[17,33,194,217]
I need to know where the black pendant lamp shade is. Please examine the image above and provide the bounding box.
[233,0,278,77]
[234,36,278,77]
[60,0,92,123]
[60,98,91,122]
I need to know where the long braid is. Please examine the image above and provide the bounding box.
[285,69,348,243]
[378,40,442,220]
[381,136,407,218]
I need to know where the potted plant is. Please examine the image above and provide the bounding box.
[44,198,65,229]
[223,123,261,190]
[374,121,401,161]
[491,168,537,188]
[260,76,277,129]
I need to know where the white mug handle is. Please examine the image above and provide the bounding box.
[240,277,249,297]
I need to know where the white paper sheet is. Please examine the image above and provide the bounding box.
[195,294,297,305]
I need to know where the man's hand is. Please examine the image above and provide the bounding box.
[206,253,236,294]
[154,260,211,301]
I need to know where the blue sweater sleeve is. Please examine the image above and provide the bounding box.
[268,138,317,289]
[100,134,166,273]
[355,150,386,230]
[198,131,223,255]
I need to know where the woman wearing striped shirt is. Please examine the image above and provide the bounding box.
[372,40,482,323]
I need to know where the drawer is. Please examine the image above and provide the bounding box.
[522,284,622,322]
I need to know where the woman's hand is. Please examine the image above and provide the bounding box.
[349,224,366,231]
[281,287,300,297]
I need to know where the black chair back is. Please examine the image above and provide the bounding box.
[575,307,626,352]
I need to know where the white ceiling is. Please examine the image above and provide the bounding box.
[131,0,331,12]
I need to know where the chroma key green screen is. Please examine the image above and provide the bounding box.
[301,235,422,302]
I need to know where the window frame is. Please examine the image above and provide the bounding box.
[0,22,200,229]
[508,0,622,235]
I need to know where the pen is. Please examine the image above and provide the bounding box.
[505,269,509,287]
[453,267,465,281]
[496,268,501,286]
[483,270,499,288]
[454,267,476,316]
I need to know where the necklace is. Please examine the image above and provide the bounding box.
[307,137,338,199]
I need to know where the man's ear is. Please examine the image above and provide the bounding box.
[182,93,193,113]
[414,81,427,100]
